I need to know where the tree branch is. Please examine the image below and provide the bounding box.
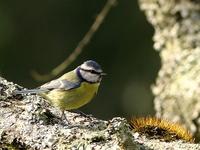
[31,0,117,82]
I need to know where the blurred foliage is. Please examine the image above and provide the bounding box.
[0,0,160,119]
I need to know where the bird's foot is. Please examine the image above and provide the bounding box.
[60,111,71,126]
[72,110,93,121]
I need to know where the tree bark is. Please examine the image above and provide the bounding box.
[0,77,138,149]
[1,78,200,149]
[139,0,200,140]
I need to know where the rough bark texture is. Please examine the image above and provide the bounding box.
[0,77,137,149]
[1,78,200,149]
[139,0,200,140]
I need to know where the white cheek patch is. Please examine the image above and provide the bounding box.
[88,72,99,82]
[80,70,99,83]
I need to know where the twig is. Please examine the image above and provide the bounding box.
[31,0,117,81]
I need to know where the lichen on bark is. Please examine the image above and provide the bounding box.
[1,77,200,149]
[139,0,200,140]
[0,77,139,149]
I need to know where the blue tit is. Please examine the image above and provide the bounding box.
[14,60,105,119]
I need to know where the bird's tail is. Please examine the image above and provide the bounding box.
[13,88,48,95]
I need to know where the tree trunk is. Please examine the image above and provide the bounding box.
[139,0,200,140]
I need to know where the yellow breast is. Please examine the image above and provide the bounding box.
[41,82,100,110]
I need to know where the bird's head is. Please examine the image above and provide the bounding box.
[76,60,105,83]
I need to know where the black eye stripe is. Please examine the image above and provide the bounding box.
[80,68,101,75]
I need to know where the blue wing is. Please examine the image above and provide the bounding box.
[13,79,81,94]
[40,79,80,91]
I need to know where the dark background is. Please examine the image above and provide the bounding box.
[0,0,160,119]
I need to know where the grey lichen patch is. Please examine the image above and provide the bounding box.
[0,77,21,101]
[56,118,138,150]
[107,118,136,149]
[137,139,200,150]
[140,0,200,51]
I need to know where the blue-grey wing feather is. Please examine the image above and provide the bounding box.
[13,79,81,95]
[40,79,80,91]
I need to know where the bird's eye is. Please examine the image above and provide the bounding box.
[80,67,100,75]
[90,70,96,73]
[90,70,100,74]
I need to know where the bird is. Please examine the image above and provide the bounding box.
[14,60,105,120]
